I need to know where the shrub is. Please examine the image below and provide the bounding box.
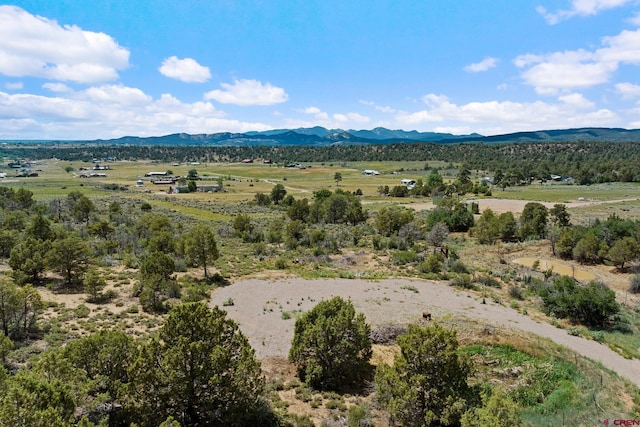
[289,297,372,390]
[477,274,501,288]
[391,250,418,266]
[418,253,444,274]
[451,274,475,290]
[74,304,91,318]
[539,276,619,327]
[448,259,470,274]
[509,286,524,300]
[347,403,373,427]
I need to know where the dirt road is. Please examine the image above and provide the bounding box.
[211,277,640,388]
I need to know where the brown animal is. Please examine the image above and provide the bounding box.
[422,311,432,321]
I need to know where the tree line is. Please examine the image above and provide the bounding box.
[4,140,640,184]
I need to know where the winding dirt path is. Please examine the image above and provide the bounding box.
[211,277,640,387]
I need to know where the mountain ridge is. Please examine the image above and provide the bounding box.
[4,127,640,146]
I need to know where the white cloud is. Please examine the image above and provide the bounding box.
[395,93,618,135]
[302,106,322,114]
[159,56,211,83]
[537,0,633,24]
[464,57,499,72]
[558,92,595,108]
[301,106,329,120]
[616,82,640,98]
[295,106,370,128]
[515,28,640,94]
[204,79,288,106]
[333,112,370,124]
[0,86,273,139]
[85,84,152,106]
[43,82,71,93]
[4,82,22,90]
[0,6,129,83]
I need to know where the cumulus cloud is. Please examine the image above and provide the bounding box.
[0,6,130,83]
[204,79,288,106]
[85,84,152,106]
[616,82,640,98]
[514,28,640,94]
[0,85,273,139]
[537,0,632,25]
[464,57,499,72]
[300,106,329,120]
[558,93,595,107]
[394,93,617,135]
[159,56,211,83]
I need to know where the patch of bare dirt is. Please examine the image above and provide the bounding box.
[211,275,640,388]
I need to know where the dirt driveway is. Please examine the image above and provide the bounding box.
[211,277,640,388]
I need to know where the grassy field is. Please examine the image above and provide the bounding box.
[494,181,640,203]
[6,159,639,202]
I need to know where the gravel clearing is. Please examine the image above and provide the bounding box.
[211,277,640,388]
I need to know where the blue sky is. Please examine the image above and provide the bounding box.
[1,0,640,139]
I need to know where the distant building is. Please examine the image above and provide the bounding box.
[171,184,221,193]
[401,179,416,190]
[362,169,380,176]
[145,171,167,177]
[152,177,178,184]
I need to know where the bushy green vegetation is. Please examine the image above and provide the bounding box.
[376,323,474,426]
[538,276,619,327]
[289,297,371,390]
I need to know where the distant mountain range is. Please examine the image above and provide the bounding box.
[11,126,640,146]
